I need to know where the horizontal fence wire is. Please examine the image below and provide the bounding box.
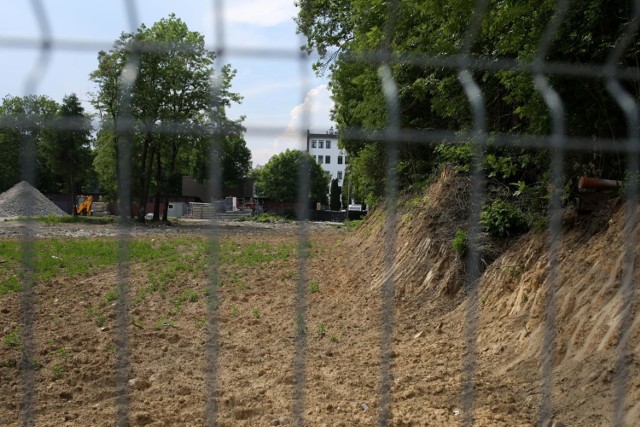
[4,0,639,425]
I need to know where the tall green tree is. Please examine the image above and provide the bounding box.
[296,0,640,203]
[0,95,59,193]
[256,150,330,205]
[41,93,93,213]
[90,14,250,221]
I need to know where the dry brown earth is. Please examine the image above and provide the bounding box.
[1,171,639,426]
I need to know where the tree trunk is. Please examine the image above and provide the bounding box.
[138,130,155,222]
[153,139,162,221]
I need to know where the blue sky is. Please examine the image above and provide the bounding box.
[0,0,335,166]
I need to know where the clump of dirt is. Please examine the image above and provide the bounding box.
[0,181,67,218]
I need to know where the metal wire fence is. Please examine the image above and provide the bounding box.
[2,0,640,426]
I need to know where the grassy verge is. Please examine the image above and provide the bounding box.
[0,236,296,298]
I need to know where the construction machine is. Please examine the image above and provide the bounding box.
[76,195,93,216]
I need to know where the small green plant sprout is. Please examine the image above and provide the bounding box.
[3,328,21,348]
[251,308,261,319]
[231,304,239,316]
[54,347,71,359]
[176,289,199,306]
[316,323,327,338]
[308,281,320,294]
[153,317,176,329]
[103,288,118,304]
[52,364,64,379]
[451,229,468,254]
[330,334,338,343]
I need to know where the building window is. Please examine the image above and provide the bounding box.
[338,155,343,164]
[311,140,317,148]
[317,155,323,164]
[337,171,343,180]
[325,155,330,164]
[326,140,331,149]
[319,140,324,149]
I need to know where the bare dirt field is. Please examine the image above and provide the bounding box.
[1,174,639,426]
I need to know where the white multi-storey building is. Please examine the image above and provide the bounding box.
[306,128,347,188]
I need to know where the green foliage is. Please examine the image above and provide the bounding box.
[0,94,60,193]
[296,0,636,207]
[451,229,468,254]
[90,14,250,220]
[435,143,473,173]
[480,200,529,238]
[3,328,21,348]
[256,149,329,204]
[346,143,386,207]
[251,308,261,319]
[342,219,363,230]
[316,322,327,338]
[308,281,320,293]
[41,93,94,200]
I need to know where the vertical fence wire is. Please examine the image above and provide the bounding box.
[293,42,312,427]
[533,1,569,423]
[204,1,226,425]
[113,1,140,424]
[605,2,640,425]
[18,1,53,426]
[457,2,489,425]
[5,0,640,425]
[377,1,400,425]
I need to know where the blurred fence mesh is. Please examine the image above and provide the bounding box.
[3,0,640,426]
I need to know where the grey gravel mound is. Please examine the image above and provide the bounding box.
[0,181,68,218]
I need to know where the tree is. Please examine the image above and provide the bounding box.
[256,150,329,205]
[90,14,250,221]
[41,94,93,213]
[0,95,59,193]
[296,0,640,204]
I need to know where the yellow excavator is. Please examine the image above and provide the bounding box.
[75,195,93,216]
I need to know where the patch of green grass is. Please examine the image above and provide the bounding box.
[2,358,17,368]
[85,306,106,327]
[231,304,239,316]
[153,317,176,329]
[330,334,338,342]
[316,323,326,338]
[54,347,71,359]
[0,276,22,297]
[308,281,320,294]
[343,219,363,230]
[177,289,199,304]
[103,288,118,304]
[3,328,21,348]
[251,308,261,319]
[52,364,64,379]
[221,241,294,266]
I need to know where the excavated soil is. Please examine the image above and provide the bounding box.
[1,170,639,426]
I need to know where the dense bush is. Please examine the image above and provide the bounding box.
[480,200,528,238]
[451,228,468,254]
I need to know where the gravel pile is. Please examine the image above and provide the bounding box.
[0,181,68,218]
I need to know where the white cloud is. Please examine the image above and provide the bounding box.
[250,84,333,166]
[224,0,298,27]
